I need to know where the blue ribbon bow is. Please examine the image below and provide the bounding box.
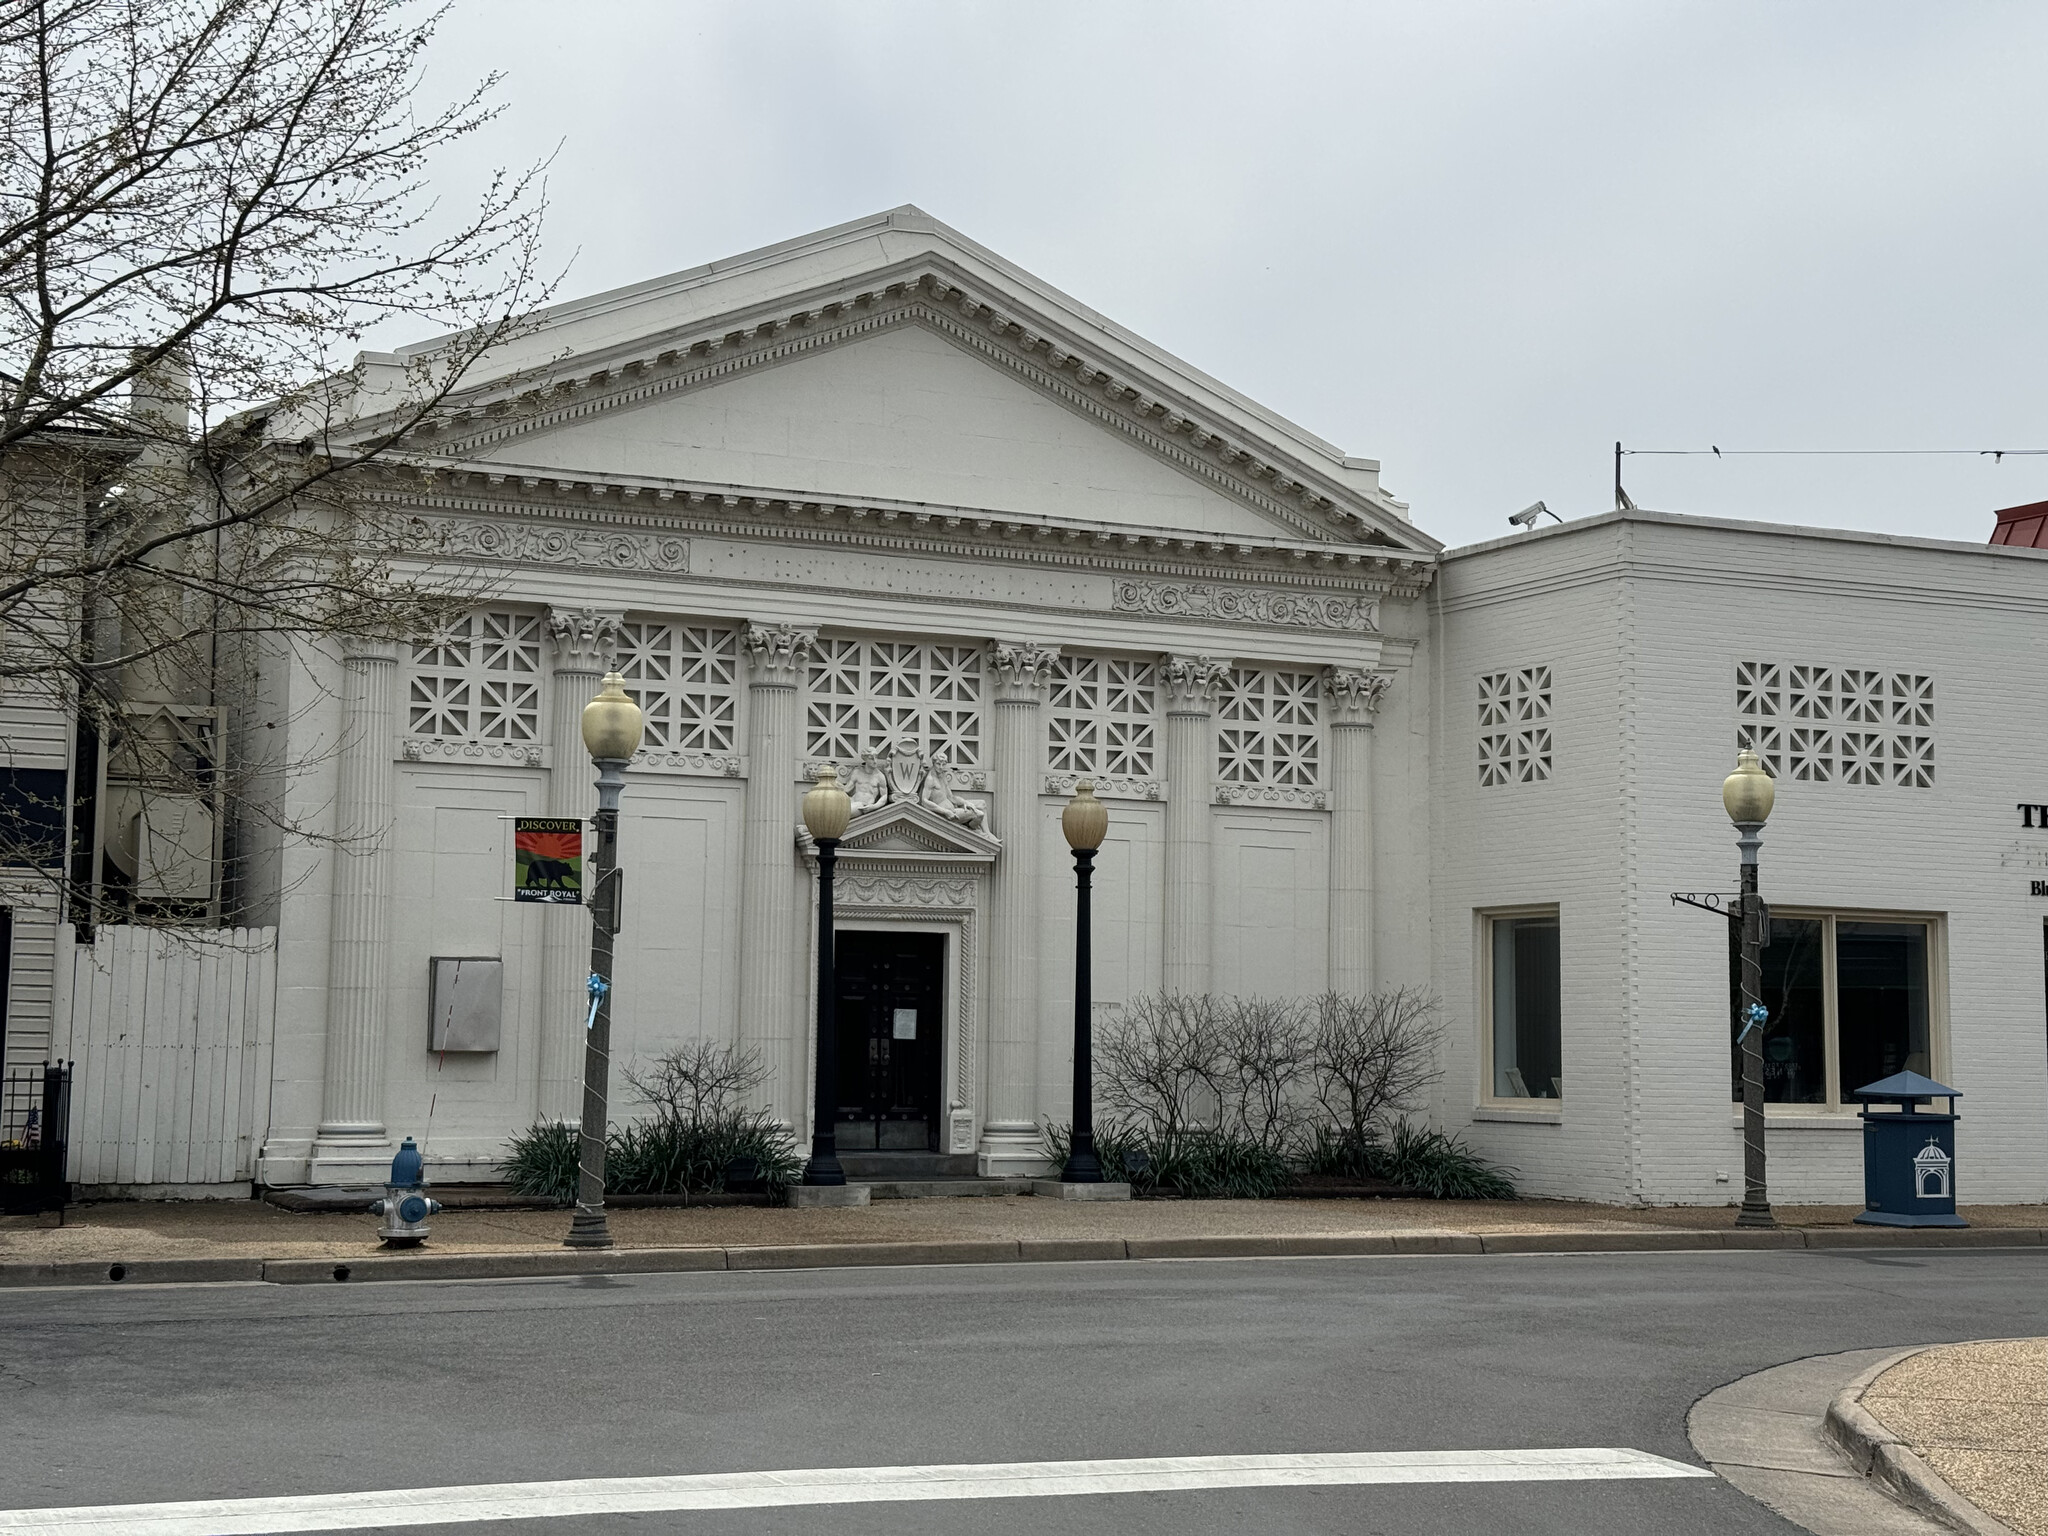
[1736,1001,1768,1043]
[585,973,609,1030]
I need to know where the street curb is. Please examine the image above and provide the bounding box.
[6,1226,2043,1289]
[1822,1346,2027,1536]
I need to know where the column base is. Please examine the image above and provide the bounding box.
[307,1132,393,1187]
[977,1124,1055,1178]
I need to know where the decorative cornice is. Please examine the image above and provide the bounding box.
[1162,653,1230,711]
[544,606,625,673]
[1114,579,1377,634]
[407,514,688,573]
[630,749,745,777]
[368,469,1437,598]
[402,270,1432,553]
[1325,669,1392,723]
[740,621,818,685]
[1043,772,1163,802]
[400,737,545,767]
[1214,782,1328,810]
[990,642,1060,702]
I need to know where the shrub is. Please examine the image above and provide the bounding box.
[500,1039,803,1203]
[1307,988,1439,1151]
[1366,1120,1518,1200]
[1042,1121,1294,1200]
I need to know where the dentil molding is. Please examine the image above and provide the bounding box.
[408,514,688,573]
[1114,578,1378,633]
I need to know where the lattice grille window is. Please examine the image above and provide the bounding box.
[1736,662,1933,787]
[615,622,740,753]
[805,638,983,765]
[1477,667,1552,787]
[1048,656,1158,778]
[407,610,543,741]
[1217,667,1321,787]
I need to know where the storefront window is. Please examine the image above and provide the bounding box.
[1489,913,1561,1099]
[1729,913,1937,1110]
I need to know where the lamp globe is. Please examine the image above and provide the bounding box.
[1062,780,1109,851]
[580,672,644,763]
[803,765,853,842]
[1722,748,1776,827]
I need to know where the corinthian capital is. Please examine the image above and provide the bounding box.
[1162,653,1230,711]
[741,621,818,685]
[544,606,625,673]
[990,641,1060,703]
[1325,668,1392,723]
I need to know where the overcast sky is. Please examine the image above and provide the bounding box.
[417,1,2048,551]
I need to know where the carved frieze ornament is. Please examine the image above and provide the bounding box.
[405,515,689,573]
[1161,653,1230,711]
[739,621,818,685]
[543,606,625,674]
[990,641,1060,703]
[1115,579,1378,634]
[1324,668,1392,723]
[819,738,993,831]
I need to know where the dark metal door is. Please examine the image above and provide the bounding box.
[833,931,944,1152]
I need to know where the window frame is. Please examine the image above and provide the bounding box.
[1476,903,1565,1112]
[1734,906,1948,1117]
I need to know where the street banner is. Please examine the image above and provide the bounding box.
[513,818,584,903]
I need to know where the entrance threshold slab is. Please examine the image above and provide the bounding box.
[856,1178,1032,1200]
[1031,1180,1132,1201]
[790,1185,871,1208]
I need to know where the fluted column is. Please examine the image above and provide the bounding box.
[1162,654,1228,996]
[737,622,818,1130]
[979,641,1059,1176]
[1326,669,1391,997]
[311,635,400,1181]
[536,607,624,1123]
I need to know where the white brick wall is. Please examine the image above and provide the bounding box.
[1427,512,2048,1206]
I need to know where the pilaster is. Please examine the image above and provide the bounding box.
[537,607,624,1123]
[311,635,400,1183]
[981,640,1059,1175]
[737,621,818,1130]
[1161,653,1228,995]
[1325,669,1390,997]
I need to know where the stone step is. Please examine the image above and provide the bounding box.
[835,1152,979,1179]
[854,1178,1032,1200]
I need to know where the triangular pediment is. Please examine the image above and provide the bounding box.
[369,208,1439,553]
[795,798,1001,864]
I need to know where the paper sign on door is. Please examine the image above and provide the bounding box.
[892,1009,917,1040]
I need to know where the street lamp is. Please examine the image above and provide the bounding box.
[564,670,643,1250]
[1061,780,1108,1183]
[801,765,853,1186]
[1723,747,1776,1230]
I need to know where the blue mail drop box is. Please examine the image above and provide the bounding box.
[1852,1070,1965,1229]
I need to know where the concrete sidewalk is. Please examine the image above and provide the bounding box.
[2,1196,2042,1287]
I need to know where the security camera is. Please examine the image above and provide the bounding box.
[1509,501,1562,530]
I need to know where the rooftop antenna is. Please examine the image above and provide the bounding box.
[1614,441,1637,510]
[1509,501,1563,530]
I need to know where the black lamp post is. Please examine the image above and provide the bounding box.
[1724,748,1776,1229]
[801,766,852,1186]
[1061,780,1107,1183]
[565,671,643,1250]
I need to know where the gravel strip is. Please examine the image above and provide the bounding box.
[1862,1338,2048,1536]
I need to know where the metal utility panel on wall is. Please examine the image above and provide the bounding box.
[428,957,503,1052]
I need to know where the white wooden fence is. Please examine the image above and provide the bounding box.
[51,924,278,1188]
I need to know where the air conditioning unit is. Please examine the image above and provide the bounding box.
[132,795,216,900]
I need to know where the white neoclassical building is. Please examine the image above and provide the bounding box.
[14,207,2048,1207]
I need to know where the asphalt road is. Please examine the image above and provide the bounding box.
[1,1245,2043,1535]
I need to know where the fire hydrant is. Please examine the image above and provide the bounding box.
[368,1136,442,1247]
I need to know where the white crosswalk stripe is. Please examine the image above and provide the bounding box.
[1,1447,1715,1534]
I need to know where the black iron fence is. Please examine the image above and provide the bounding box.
[1,1062,70,1213]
